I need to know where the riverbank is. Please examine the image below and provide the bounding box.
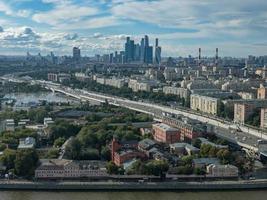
[1,180,267,191]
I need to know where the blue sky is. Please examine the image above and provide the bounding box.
[0,0,267,57]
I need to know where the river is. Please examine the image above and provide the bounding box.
[0,191,267,200]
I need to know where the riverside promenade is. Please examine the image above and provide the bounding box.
[1,180,267,191]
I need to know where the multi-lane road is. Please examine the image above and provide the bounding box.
[2,76,267,154]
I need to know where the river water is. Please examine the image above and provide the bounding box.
[0,191,267,200]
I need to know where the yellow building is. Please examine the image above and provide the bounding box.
[190,94,219,115]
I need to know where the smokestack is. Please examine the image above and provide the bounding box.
[198,48,201,66]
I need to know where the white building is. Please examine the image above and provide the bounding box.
[163,86,190,99]
[35,159,108,179]
[206,164,238,177]
[18,137,36,149]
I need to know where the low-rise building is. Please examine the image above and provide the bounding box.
[152,123,180,144]
[193,158,220,168]
[206,164,238,177]
[18,137,36,149]
[169,143,199,156]
[35,159,108,179]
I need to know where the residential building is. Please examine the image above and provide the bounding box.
[163,86,190,99]
[128,79,157,92]
[190,94,219,115]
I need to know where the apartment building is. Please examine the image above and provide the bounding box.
[162,86,190,99]
[190,94,219,115]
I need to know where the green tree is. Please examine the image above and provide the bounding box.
[14,149,39,177]
[53,137,66,148]
[65,138,82,160]
[1,149,16,170]
[106,161,119,174]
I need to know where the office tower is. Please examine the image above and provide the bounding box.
[140,38,145,63]
[73,47,81,61]
[114,51,118,63]
[145,35,149,47]
[145,46,153,64]
[134,44,141,61]
[144,35,153,64]
[125,37,135,63]
[215,48,218,67]
[109,53,113,63]
[155,38,161,65]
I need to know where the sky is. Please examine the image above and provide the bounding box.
[0,0,267,57]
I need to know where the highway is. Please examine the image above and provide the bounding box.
[2,76,267,153]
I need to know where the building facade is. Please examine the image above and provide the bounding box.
[190,94,219,115]
[152,123,180,144]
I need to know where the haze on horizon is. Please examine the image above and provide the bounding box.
[0,0,266,57]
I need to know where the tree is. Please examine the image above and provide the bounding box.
[53,137,66,148]
[101,146,111,161]
[106,161,119,174]
[45,148,59,159]
[144,160,169,177]
[14,149,39,177]
[1,149,16,170]
[64,138,82,160]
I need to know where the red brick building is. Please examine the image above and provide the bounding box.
[152,123,180,144]
[111,138,146,166]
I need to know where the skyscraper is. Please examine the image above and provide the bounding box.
[140,38,145,63]
[155,38,161,65]
[144,35,153,64]
[73,47,81,62]
[125,37,135,63]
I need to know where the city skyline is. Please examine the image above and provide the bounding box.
[0,0,267,57]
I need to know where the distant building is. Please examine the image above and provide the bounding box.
[47,73,58,82]
[73,47,81,62]
[152,123,180,144]
[154,38,161,65]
